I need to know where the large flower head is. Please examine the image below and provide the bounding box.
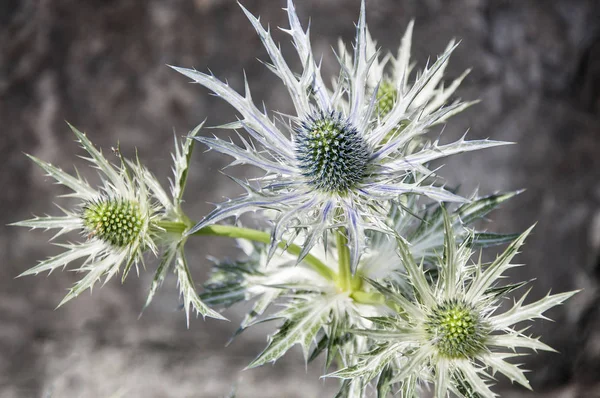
[330,211,577,397]
[14,123,224,321]
[172,0,506,271]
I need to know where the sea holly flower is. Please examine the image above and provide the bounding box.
[171,0,506,272]
[330,211,577,397]
[338,21,473,122]
[14,123,224,321]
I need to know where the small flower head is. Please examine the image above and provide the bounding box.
[14,123,224,321]
[331,211,577,397]
[82,198,145,247]
[425,299,488,359]
[13,124,158,306]
[172,0,508,271]
[375,81,397,117]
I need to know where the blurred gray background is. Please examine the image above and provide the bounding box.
[1,0,600,397]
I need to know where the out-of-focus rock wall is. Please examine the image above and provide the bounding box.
[1,0,599,397]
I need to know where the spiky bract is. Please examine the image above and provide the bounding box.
[172,0,508,272]
[14,123,224,321]
[330,211,577,397]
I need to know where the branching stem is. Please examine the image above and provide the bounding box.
[157,221,387,305]
[176,223,337,282]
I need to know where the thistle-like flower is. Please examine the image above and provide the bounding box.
[14,124,158,306]
[331,211,577,397]
[171,0,507,271]
[14,123,224,321]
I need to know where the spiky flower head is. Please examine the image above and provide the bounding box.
[330,211,577,397]
[13,124,159,306]
[14,123,224,321]
[172,0,507,272]
[339,21,472,123]
[295,112,371,194]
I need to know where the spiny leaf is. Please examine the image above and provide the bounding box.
[472,232,520,247]
[175,247,227,324]
[457,191,521,226]
[173,122,203,202]
[143,242,178,312]
[246,295,335,368]
[376,364,394,398]
[328,342,400,381]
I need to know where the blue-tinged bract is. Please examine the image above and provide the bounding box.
[173,0,508,272]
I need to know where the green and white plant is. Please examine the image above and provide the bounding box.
[14,1,576,397]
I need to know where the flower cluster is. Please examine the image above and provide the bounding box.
[14,1,576,397]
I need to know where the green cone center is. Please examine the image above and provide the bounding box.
[295,116,371,194]
[425,300,487,359]
[82,198,144,247]
[376,81,397,118]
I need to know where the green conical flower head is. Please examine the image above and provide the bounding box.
[426,300,488,359]
[295,114,371,194]
[376,81,397,118]
[83,198,144,247]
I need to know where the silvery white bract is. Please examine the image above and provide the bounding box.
[14,123,224,321]
[330,211,577,397]
[202,238,386,371]
[338,21,472,123]
[171,0,507,272]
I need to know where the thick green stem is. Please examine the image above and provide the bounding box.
[156,220,188,235]
[189,224,336,282]
[350,290,386,305]
[336,228,352,292]
[157,221,393,307]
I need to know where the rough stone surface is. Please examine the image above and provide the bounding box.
[1,0,599,397]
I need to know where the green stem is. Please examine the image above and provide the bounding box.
[350,291,386,305]
[336,228,352,292]
[156,220,188,235]
[190,224,336,282]
[157,221,390,307]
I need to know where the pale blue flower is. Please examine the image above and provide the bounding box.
[172,0,507,272]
